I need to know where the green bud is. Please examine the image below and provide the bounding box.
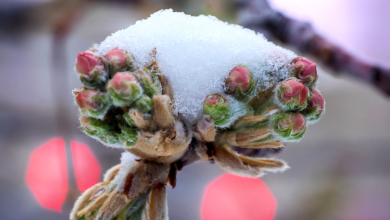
[80,115,116,137]
[203,94,250,128]
[133,95,153,113]
[80,115,121,146]
[123,112,136,127]
[132,68,162,97]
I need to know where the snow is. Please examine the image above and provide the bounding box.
[95,9,297,123]
[111,152,139,190]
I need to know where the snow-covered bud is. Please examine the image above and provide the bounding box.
[272,113,306,141]
[105,48,135,75]
[107,72,143,107]
[76,52,108,88]
[133,94,153,113]
[276,78,308,111]
[226,66,256,102]
[74,89,110,119]
[303,89,325,122]
[203,94,250,128]
[290,57,318,87]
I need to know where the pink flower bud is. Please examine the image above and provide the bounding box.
[273,113,306,141]
[290,57,318,86]
[110,72,136,92]
[75,89,110,119]
[290,113,306,135]
[226,66,252,93]
[76,90,99,110]
[304,89,325,121]
[105,48,129,72]
[276,78,308,111]
[76,52,105,78]
[107,72,143,106]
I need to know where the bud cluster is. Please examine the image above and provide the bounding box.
[72,48,326,219]
[71,11,327,220]
[203,57,325,146]
[74,48,161,149]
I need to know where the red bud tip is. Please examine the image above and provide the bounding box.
[76,52,102,77]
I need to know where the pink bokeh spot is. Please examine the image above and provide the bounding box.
[70,141,101,192]
[201,174,276,220]
[26,138,68,212]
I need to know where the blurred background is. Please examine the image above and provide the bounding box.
[0,0,389,219]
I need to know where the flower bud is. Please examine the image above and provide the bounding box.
[276,78,308,111]
[303,89,325,122]
[107,72,143,107]
[105,48,135,75]
[225,66,256,102]
[290,57,318,87]
[74,89,110,119]
[132,68,162,97]
[203,94,250,128]
[226,66,252,92]
[76,52,108,88]
[133,94,154,113]
[203,94,230,127]
[272,113,306,141]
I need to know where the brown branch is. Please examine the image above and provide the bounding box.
[236,0,390,96]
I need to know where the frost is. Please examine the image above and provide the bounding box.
[111,152,139,191]
[95,9,296,123]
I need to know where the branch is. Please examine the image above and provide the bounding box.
[235,0,390,96]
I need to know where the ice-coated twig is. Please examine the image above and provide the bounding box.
[236,0,390,96]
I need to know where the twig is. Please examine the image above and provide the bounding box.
[235,0,390,96]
